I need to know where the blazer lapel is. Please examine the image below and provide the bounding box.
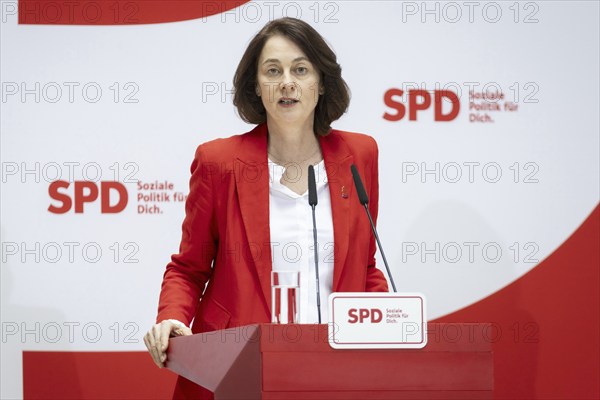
[233,125,355,309]
[233,124,273,313]
[320,132,353,292]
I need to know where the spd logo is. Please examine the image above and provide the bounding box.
[48,181,128,213]
[347,308,383,324]
[383,89,460,122]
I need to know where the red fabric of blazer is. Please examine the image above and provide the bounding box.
[156,123,388,398]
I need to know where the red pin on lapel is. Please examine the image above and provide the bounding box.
[341,185,349,199]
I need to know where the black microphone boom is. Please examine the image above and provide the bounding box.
[308,165,322,323]
[350,164,397,293]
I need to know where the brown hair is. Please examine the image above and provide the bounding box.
[233,17,350,136]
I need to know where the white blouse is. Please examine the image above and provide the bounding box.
[268,158,335,324]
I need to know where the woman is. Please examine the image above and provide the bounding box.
[144,17,388,398]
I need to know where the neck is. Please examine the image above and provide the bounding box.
[267,120,320,164]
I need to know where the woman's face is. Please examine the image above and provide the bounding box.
[256,35,322,130]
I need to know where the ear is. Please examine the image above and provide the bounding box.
[319,85,325,95]
[255,84,261,97]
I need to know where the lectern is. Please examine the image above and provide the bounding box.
[166,323,493,399]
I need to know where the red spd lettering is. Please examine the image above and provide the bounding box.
[48,181,128,214]
[348,308,383,324]
[383,89,460,122]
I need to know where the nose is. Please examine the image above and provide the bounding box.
[280,81,298,97]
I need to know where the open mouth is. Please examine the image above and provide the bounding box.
[279,98,299,105]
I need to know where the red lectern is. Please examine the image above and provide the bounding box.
[166,323,493,399]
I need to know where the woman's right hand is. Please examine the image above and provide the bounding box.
[143,320,192,368]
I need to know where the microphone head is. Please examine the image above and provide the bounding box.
[308,165,318,206]
[351,164,369,205]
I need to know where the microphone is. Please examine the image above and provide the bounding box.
[308,164,318,207]
[350,164,397,293]
[308,165,322,323]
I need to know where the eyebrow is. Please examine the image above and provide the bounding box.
[261,57,309,65]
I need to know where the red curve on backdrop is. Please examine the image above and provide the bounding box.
[434,205,599,399]
[19,1,250,25]
[23,206,599,399]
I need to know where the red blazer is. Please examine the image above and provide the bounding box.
[156,123,388,397]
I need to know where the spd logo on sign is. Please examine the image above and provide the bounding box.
[329,292,427,349]
[347,308,383,324]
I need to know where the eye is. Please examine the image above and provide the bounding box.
[266,67,280,76]
[295,66,308,75]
